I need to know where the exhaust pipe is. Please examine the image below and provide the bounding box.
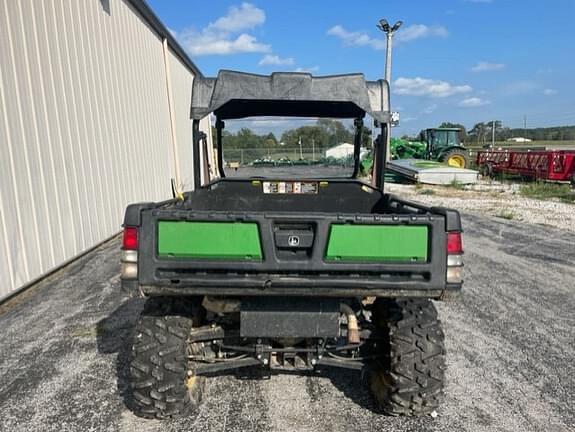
[340,304,360,344]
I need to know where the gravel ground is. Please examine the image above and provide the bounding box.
[0,212,574,432]
[387,179,575,233]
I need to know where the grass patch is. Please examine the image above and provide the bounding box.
[495,209,515,220]
[519,182,575,203]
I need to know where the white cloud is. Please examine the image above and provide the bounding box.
[177,3,270,56]
[423,103,438,114]
[207,2,265,33]
[327,25,386,50]
[543,88,558,95]
[227,117,316,134]
[471,61,505,72]
[327,24,447,50]
[395,25,448,43]
[248,119,304,127]
[182,33,271,56]
[294,66,320,73]
[258,55,295,66]
[459,97,490,107]
[394,77,472,98]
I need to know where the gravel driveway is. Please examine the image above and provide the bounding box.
[0,213,574,432]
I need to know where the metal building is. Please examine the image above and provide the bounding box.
[0,0,212,298]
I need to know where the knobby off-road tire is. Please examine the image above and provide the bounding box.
[370,298,446,416]
[129,297,205,419]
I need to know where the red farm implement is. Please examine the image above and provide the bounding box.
[476,149,575,185]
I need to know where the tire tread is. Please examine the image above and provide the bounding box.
[370,298,446,416]
[128,297,203,419]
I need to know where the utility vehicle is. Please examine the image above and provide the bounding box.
[121,71,464,419]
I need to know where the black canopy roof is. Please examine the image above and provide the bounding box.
[190,70,390,122]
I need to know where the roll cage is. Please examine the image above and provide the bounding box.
[189,70,392,190]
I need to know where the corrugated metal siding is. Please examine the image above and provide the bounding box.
[0,0,207,298]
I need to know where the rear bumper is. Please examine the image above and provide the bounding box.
[138,275,462,299]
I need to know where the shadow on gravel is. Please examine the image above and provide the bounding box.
[218,362,380,414]
[96,297,145,414]
[320,367,380,413]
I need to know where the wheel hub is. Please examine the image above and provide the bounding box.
[447,155,465,168]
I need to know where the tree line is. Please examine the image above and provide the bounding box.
[214,119,372,162]
[403,122,575,144]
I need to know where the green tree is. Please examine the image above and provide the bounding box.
[438,122,467,142]
[468,122,489,145]
[317,119,353,147]
[264,132,278,147]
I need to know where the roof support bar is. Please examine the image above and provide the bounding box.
[373,124,388,190]
[192,119,202,190]
[351,118,363,178]
[215,118,226,178]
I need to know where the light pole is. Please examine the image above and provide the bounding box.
[377,19,402,83]
[376,18,402,163]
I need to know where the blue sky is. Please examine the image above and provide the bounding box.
[148,0,575,137]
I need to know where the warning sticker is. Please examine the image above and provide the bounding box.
[263,181,319,194]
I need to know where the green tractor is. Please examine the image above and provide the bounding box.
[420,128,469,168]
[391,128,470,168]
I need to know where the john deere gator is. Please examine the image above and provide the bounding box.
[120,70,464,419]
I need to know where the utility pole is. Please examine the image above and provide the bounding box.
[492,120,496,148]
[298,136,303,160]
[523,115,527,139]
[377,18,403,162]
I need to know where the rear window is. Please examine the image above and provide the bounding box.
[220,117,373,178]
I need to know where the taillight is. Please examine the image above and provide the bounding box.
[122,227,138,250]
[447,232,463,254]
[446,231,463,284]
[121,227,138,280]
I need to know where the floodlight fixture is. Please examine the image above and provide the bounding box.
[391,21,403,32]
[377,19,390,33]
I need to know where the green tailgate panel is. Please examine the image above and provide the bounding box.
[158,221,262,260]
[326,225,429,262]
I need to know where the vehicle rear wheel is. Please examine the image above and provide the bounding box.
[129,297,205,419]
[369,298,446,416]
[441,149,469,168]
